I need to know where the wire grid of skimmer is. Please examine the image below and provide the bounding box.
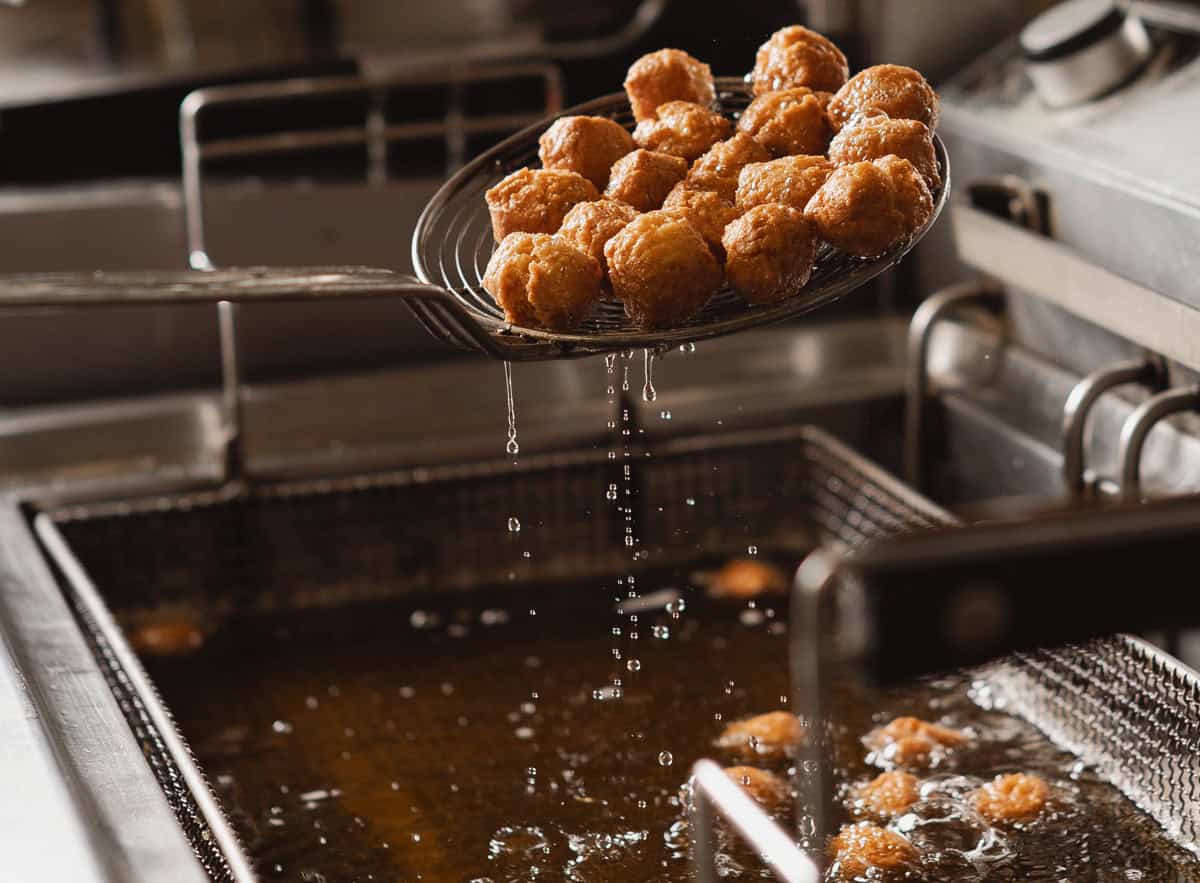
[412,77,950,360]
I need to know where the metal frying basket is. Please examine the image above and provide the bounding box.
[35,424,952,880]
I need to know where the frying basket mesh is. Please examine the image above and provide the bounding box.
[983,635,1200,854]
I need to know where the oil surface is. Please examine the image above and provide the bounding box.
[140,569,1200,882]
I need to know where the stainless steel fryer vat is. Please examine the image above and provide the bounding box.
[33,424,952,881]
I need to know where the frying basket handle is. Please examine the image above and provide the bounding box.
[816,493,1200,684]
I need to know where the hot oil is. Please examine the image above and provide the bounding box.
[139,568,1200,883]
[141,566,794,881]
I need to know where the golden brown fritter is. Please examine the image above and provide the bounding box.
[685,133,772,202]
[736,87,833,157]
[704,558,788,599]
[128,621,205,656]
[716,711,803,760]
[829,822,919,880]
[736,154,834,213]
[751,25,849,96]
[876,154,935,231]
[868,715,967,770]
[972,773,1050,825]
[828,64,940,132]
[804,156,933,257]
[829,115,941,191]
[605,149,688,212]
[485,167,598,242]
[723,766,789,809]
[661,184,739,256]
[856,771,920,819]
[557,199,639,276]
[482,232,602,330]
[624,48,716,124]
[604,210,722,327]
[723,204,817,305]
[634,100,732,163]
[537,115,636,190]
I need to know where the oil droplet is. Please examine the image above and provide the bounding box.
[606,484,618,501]
[665,598,686,618]
[504,361,519,459]
[642,349,657,403]
[658,751,673,767]
[660,410,672,421]
[747,545,758,556]
[508,517,521,532]
[626,658,641,672]
[680,342,696,353]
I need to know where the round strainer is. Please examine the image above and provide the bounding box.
[411,76,949,360]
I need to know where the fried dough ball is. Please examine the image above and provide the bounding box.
[736,154,834,213]
[537,115,635,190]
[870,716,966,770]
[128,621,205,656]
[604,210,722,327]
[723,204,817,305]
[827,64,940,132]
[829,115,941,192]
[972,773,1050,825]
[736,88,833,157]
[634,101,732,163]
[485,167,599,242]
[752,25,849,96]
[856,771,920,819]
[830,822,919,880]
[482,233,601,330]
[661,184,739,256]
[705,558,788,599]
[605,149,688,212]
[724,766,789,809]
[557,199,639,276]
[879,717,967,747]
[685,133,772,202]
[624,48,716,123]
[804,156,933,257]
[716,711,803,760]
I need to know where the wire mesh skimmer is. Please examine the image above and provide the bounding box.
[410,76,950,360]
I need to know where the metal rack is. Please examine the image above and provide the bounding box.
[179,62,565,271]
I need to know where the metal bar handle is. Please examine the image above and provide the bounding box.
[689,759,820,883]
[1118,385,1200,501]
[904,282,1004,488]
[823,493,1200,686]
[1061,356,1164,502]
